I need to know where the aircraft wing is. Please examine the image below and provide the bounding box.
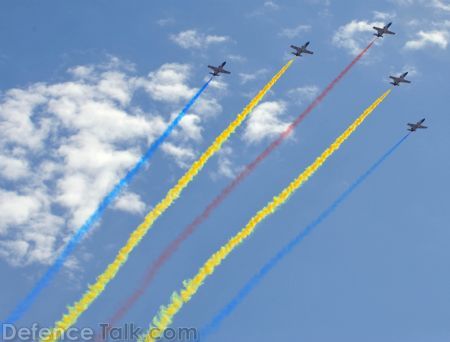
[221,69,231,74]
[407,123,415,127]
[207,65,217,70]
[373,26,382,31]
[304,49,314,54]
[418,125,427,129]
[385,30,395,35]
[401,79,411,83]
[389,76,397,80]
[290,45,299,49]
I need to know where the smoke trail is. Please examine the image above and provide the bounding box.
[102,39,376,330]
[141,89,391,342]
[40,60,295,342]
[2,78,213,325]
[201,133,410,339]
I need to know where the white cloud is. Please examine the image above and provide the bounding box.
[137,63,195,103]
[279,25,311,39]
[404,30,449,50]
[387,0,415,5]
[238,68,269,84]
[156,17,175,26]
[227,54,247,63]
[288,85,320,105]
[332,19,382,55]
[264,1,280,10]
[248,1,280,17]
[55,136,142,227]
[243,101,289,144]
[0,87,48,150]
[306,0,331,4]
[69,65,94,79]
[207,77,228,91]
[205,35,229,44]
[177,114,203,142]
[372,11,396,21]
[388,0,450,11]
[400,13,450,51]
[0,188,63,266]
[0,240,30,266]
[190,96,223,118]
[161,142,196,168]
[97,71,133,105]
[170,30,229,49]
[0,155,30,180]
[0,60,222,267]
[401,65,419,77]
[114,192,146,215]
[431,0,450,11]
[0,190,42,232]
[211,146,236,180]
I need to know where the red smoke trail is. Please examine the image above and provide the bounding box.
[101,39,376,334]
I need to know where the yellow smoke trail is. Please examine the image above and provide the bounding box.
[141,89,392,342]
[40,59,295,342]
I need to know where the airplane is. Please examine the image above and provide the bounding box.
[390,72,411,86]
[407,118,427,132]
[208,62,231,77]
[290,42,314,57]
[373,22,395,38]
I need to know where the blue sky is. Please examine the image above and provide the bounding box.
[1,1,449,341]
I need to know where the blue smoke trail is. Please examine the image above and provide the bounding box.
[3,78,213,324]
[200,133,410,340]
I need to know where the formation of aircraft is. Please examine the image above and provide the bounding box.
[390,72,411,86]
[290,41,314,57]
[373,22,396,37]
[208,61,231,77]
[206,22,427,133]
[407,118,427,132]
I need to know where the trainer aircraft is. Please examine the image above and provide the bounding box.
[407,118,427,132]
[390,72,411,86]
[373,22,395,37]
[290,42,314,57]
[208,62,231,77]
